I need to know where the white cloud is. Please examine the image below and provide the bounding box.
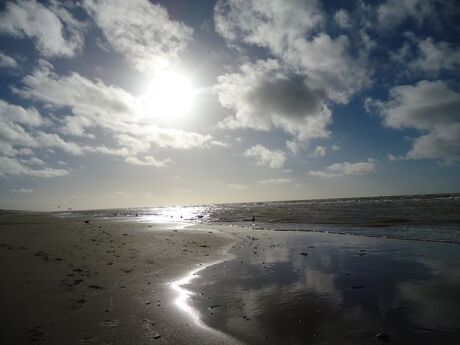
[210,140,230,148]
[309,159,376,178]
[214,0,370,103]
[10,188,34,193]
[143,130,214,150]
[286,139,308,154]
[406,125,460,162]
[216,59,332,141]
[0,0,84,57]
[391,37,460,77]
[213,0,370,146]
[366,80,460,162]
[35,132,83,155]
[334,9,351,29]
[10,188,33,193]
[257,178,290,184]
[410,38,460,75]
[391,42,412,66]
[16,61,145,130]
[0,99,84,158]
[20,156,44,166]
[228,184,247,190]
[387,153,400,161]
[16,63,212,150]
[83,0,192,72]
[0,120,36,153]
[328,159,376,175]
[314,145,326,157]
[0,155,68,178]
[286,140,299,154]
[0,52,18,68]
[0,143,33,157]
[243,144,286,169]
[283,33,370,103]
[125,155,170,167]
[377,0,433,28]
[308,170,337,179]
[83,145,128,157]
[0,99,45,127]
[215,0,323,52]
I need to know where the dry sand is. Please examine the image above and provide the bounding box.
[0,213,242,345]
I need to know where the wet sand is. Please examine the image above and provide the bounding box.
[2,213,460,345]
[0,213,241,345]
[189,229,460,344]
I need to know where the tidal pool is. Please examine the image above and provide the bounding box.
[186,231,460,344]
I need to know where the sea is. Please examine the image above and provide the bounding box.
[54,193,460,244]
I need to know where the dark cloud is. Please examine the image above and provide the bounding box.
[249,76,326,120]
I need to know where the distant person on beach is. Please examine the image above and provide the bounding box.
[251,215,255,228]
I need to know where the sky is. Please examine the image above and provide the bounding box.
[0,0,459,211]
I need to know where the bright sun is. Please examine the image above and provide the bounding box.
[141,70,195,120]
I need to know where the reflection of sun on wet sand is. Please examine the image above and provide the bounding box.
[0,213,240,345]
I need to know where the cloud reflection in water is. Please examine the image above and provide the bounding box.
[187,231,460,344]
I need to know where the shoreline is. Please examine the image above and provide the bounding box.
[169,228,238,340]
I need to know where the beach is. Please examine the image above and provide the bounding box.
[0,213,240,345]
[1,212,460,344]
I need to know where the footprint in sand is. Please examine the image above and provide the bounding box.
[143,319,161,340]
[101,319,120,328]
[79,336,98,344]
[69,296,87,310]
[128,248,139,259]
[27,326,44,343]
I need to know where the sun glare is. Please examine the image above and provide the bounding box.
[142,70,195,120]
